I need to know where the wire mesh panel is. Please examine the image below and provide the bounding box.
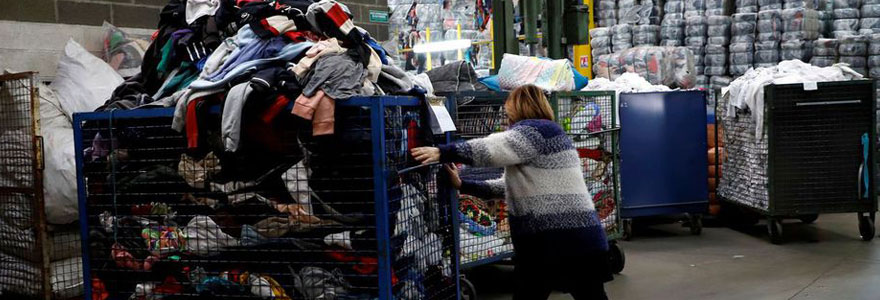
[552,91,621,240]
[73,97,458,299]
[0,72,51,299]
[446,92,515,268]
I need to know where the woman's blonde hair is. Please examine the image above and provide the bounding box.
[505,84,554,123]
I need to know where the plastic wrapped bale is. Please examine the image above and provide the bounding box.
[729,52,755,75]
[861,18,880,32]
[810,55,837,66]
[668,46,697,87]
[633,47,651,75]
[633,25,661,45]
[660,24,686,44]
[759,0,783,7]
[782,8,821,40]
[710,75,733,87]
[863,4,880,18]
[833,19,860,32]
[755,49,782,63]
[686,36,709,46]
[838,34,868,55]
[833,0,861,8]
[686,16,709,36]
[666,1,686,14]
[705,58,728,75]
[870,67,880,77]
[840,56,868,75]
[595,54,612,78]
[696,75,710,88]
[812,38,839,55]
[784,0,817,9]
[833,8,859,19]
[644,47,672,84]
[612,24,634,52]
[706,0,732,14]
[618,0,641,24]
[687,0,709,11]
[595,0,617,26]
[781,39,813,60]
[729,43,756,52]
[870,33,880,55]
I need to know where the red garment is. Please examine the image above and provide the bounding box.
[407,120,420,150]
[292,90,335,135]
[186,97,207,151]
[577,148,604,161]
[262,94,291,124]
[92,278,109,300]
[326,251,399,285]
[111,243,160,271]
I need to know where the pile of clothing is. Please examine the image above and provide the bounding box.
[593,46,696,89]
[719,60,863,209]
[455,167,513,264]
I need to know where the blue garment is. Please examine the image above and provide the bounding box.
[478,75,502,92]
[207,35,288,82]
[364,35,388,65]
[572,67,589,90]
[188,41,313,90]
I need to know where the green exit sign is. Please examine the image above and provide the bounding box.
[369,10,389,23]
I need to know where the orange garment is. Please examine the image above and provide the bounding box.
[293,90,335,135]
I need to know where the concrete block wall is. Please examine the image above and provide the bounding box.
[0,0,390,79]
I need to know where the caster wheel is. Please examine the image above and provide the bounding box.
[858,213,875,242]
[799,214,819,224]
[767,218,783,244]
[622,219,633,241]
[608,241,625,274]
[460,276,477,300]
[689,214,703,235]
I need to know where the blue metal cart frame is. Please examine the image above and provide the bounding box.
[73,96,461,299]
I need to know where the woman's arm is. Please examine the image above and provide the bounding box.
[460,177,505,199]
[436,126,539,168]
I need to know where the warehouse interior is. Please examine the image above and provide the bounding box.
[0,0,878,299]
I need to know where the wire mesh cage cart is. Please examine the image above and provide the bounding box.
[445,90,625,298]
[618,91,709,239]
[73,97,460,299]
[0,72,83,300]
[718,80,877,244]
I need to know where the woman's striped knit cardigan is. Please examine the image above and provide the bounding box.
[439,119,609,259]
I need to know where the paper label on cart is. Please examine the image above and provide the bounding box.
[803,81,818,91]
[427,97,456,134]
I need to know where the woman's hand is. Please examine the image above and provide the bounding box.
[411,147,440,165]
[445,164,462,189]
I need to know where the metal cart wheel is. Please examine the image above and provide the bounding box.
[689,214,703,235]
[460,275,477,300]
[767,218,783,244]
[858,213,875,242]
[799,214,819,224]
[609,240,625,274]
[622,218,633,241]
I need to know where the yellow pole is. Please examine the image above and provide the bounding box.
[489,19,495,70]
[425,27,433,71]
[457,24,464,61]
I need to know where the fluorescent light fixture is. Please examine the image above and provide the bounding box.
[412,39,472,53]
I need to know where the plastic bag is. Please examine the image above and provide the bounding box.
[591,36,612,48]
[101,22,149,78]
[782,8,820,34]
[50,39,124,120]
[812,38,839,55]
[497,54,576,91]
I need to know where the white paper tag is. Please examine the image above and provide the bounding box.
[803,81,818,91]
[427,97,456,134]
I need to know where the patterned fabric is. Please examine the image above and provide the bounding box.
[440,119,609,249]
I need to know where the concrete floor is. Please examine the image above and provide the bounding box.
[468,213,880,300]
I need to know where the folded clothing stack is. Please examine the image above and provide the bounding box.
[634,25,662,46]
[832,0,860,38]
[591,28,614,71]
[596,0,618,27]
[809,38,839,66]
[781,7,821,61]
[869,33,880,77]
[838,34,868,75]
[756,9,784,67]
[613,24,634,52]
[686,0,709,86]
[706,15,732,77]
[730,13,758,76]
[662,0,687,46]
